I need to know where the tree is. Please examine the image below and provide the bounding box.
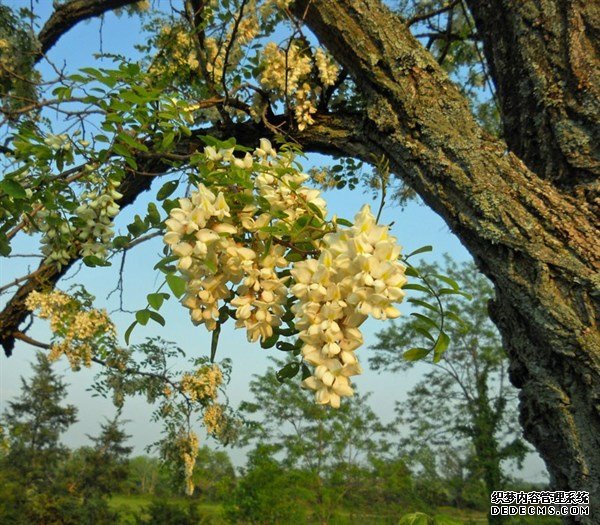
[64,416,133,523]
[237,360,394,522]
[0,1,598,519]
[191,446,236,502]
[227,444,315,525]
[371,258,529,523]
[126,456,176,496]
[0,352,78,524]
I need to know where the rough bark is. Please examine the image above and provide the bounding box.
[466,0,600,188]
[290,0,600,521]
[2,0,598,520]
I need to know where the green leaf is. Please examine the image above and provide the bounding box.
[82,255,110,267]
[147,202,161,225]
[112,143,130,158]
[204,258,217,274]
[276,362,300,383]
[301,363,312,380]
[161,131,176,149]
[307,202,324,218]
[147,311,165,326]
[433,331,450,363]
[285,251,304,263]
[410,312,439,329]
[124,155,138,170]
[404,266,420,278]
[124,321,137,345]
[260,333,279,349]
[162,198,179,213]
[406,245,433,258]
[157,180,178,200]
[433,273,460,290]
[275,341,297,352]
[403,348,430,361]
[147,292,169,310]
[335,218,353,227]
[118,132,148,152]
[446,310,468,326]
[408,298,438,313]
[210,323,221,362]
[403,283,431,293]
[113,235,130,249]
[0,238,12,256]
[136,309,151,326]
[413,326,435,342]
[166,274,186,298]
[154,255,178,271]
[0,179,27,199]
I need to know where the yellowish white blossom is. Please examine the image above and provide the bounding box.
[180,364,223,403]
[164,139,327,343]
[179,431,199,496]
[25,290,116,371]
[292,205,407,407]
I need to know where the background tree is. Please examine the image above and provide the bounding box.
[371,258,529,523]
[0,0,597,517]
[191,446,236,503]
[0,352,79,524]
[64,416,133,523]
[237,360,395,522]
[227,443,315,525]
[126,456,177,497]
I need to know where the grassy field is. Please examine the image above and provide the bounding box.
[109,496,563,524]
[109,495,226,524]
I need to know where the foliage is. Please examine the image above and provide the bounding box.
[126,456,178,497]
[192,446,237,502]
[0,353,125,524]
[64,416,133,523]
[371,257,529,522]
[0,4,39,115]
[235,360,398,521]
[134,498,204,525]
[226,444,314,524]
[0,0,509,498]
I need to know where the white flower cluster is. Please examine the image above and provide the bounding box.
[259,42,321,131]
[44,133,71,151]
[260,42,312,95]
[314,48,339,87]
[165,140,407,408]
[36,210,74,266]
[164,139,326,343]
[36,178,122,266]
[75,178,122,258]
[291,205,407,408]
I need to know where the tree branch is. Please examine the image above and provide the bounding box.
[0,111,365,357]
[36,0,141,61]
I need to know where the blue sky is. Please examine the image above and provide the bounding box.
[0,1,548,481]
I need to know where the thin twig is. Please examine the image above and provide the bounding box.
[407,0,460,27]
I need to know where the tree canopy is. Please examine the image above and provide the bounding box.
[0,1,598,520]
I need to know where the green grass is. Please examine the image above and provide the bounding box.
[109,495,225,524]
[109,497,563,525]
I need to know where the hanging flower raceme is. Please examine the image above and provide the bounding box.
[291,205,407,408]
[163,139,407,408]
[163,139,327,344]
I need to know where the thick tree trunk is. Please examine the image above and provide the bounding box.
[2,1,598,521]
[465,0,600,188]
[291,1,600,521]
